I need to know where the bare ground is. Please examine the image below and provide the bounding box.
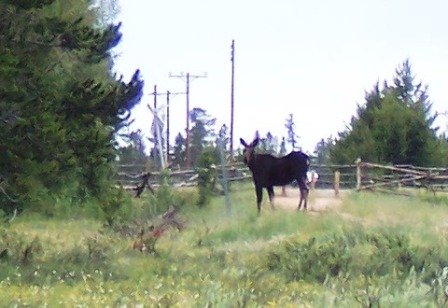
[272,187,346,214]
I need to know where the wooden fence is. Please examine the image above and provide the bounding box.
[115,162,358,192]
[116,159,448,196]
[116,163,251,189]
[356,159,448,195]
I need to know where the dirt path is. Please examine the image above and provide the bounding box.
[272,187,345,214]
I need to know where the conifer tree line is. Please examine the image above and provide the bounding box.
[0,0,143,213]
[327,60,448,167]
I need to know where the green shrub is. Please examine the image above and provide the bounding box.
[196,147,219,207]
[0,228,43,266]
[0,228,117,286]
[266,229,448,284]
[100,186,130,227]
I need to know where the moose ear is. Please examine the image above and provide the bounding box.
[251,138,259,147]
[240,138,248,147]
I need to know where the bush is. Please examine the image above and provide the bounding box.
[0,228,43,267]
[196,147,219,207]
[266,229,448,284]
[0,227,117,286]
[100,186,130,227]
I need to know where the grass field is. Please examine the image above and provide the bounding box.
[1,183,448,307]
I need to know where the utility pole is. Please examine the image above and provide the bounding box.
[166,90,170,162]
[230,40,235,160]
[149,86,184,165]
[153,85,158,108]
[169,72,207,169]
[165,90,187,162]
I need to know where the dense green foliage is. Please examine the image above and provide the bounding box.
[166,107,219,170]
[267,229,447,284]
[330,60,448,166]
[196,147,219,206]
[171,132,186,168]
[0,186,448,306]
[0,0,143,213]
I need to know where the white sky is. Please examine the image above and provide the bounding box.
[113,0,448,153]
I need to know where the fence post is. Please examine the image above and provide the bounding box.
[356,158,362,191]
[310,171,317,190]
[218,137,231,216]
[334,170,340,196]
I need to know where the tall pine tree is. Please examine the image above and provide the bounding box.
[330,60,446,166]
[189,108,216,167]
[0,0,143,212]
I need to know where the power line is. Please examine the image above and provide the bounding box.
[169,72,207,168]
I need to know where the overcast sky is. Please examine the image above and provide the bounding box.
[113,0,448,153]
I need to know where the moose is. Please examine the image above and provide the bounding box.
[240,137,310,213]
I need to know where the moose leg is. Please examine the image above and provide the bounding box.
[302,187,309,210]
[255,185,263,213]
[266,186,275,210]
[297,177,309,210]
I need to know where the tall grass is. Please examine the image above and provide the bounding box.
[342,192,448,247]
[0,185,447,306]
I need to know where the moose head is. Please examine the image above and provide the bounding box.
[240,137,259,166]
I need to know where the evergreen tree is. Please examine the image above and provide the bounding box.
[257,132,278,155]
[0,0,143,212]
[189,108,216,167]
[266,132,278,154]
[216,124,231,163]
[217,124,230,151]
[285,113,300,150]
[330,60,446,166]
[172,133,186,168]
[313,137,334,165]
[117,130,147,165]
[279,137,287,156]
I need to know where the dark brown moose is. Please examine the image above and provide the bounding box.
[240,137,310,213]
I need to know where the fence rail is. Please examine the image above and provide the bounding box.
[357,160,448,194]
[116,159,448,196]
[115,163,357,192]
